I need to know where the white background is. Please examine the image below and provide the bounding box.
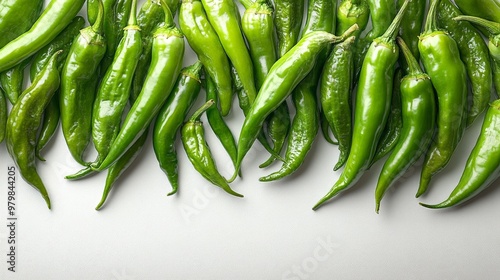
[2,0,500,279]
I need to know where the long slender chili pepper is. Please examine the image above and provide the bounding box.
[370,69,403,166]
[131,0,165,100]
[6,51,62,209]
[320,36,356,170]
[153,61,202,195]
[68,0,142,179]
[320,115,339,145]
[417,0,468,198]
[231,26,358,182]
[206,76,238,172]
[454,0,500,24]
[274,0,305,57]
[375,38,436,213]
[0,59,31,105]
[35,97,59,161]
[397,0,425,65]
[454,16,500,97]
[336,0,369,37]
[0,0,44,48]
[0,88,6,143]
[0,0,86,73]
[313,0,410,210]
[260,104,290,168]
[201,0,256,115]
[93,2,184,172]
[182,100,244,197]
[438,0,493,127]
[179,0,233,117]
[60,0,107,166]
[420,99,500,209]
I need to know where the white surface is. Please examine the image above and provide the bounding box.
[2,0,500,279]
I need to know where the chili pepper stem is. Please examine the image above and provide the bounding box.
[65,166,94,180]
[91,0,105,33]
[453,16,500,35]
[378,0,411,43]
[190,99,215,122]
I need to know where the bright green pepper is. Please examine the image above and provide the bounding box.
[0,59,31,105]
[0,0,43,48]
[274,0,305,57]
[454,0,500,23]
[397,0,426,64]
[35,97,60,161]
[0,88,6,143]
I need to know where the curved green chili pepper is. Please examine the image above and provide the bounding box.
[131,0,165,100]
[370,69,403,166]
[0,0,43,48]
[0,59,31,105]
[93,2,184,172]
[206,75,238,172]
[274,0,305,57]
[420,99,500,209]
[60,0,107,166]
[153,61,202,196]
[182,100,243,198]
[438,0,493,127]
[375,37,436,213]
[5,51,62,209]
[320,36,356,170]
[453,16,500,97]
[180,0,233,117]
[454,0,500,23]
[201,0,256,115]
[397,0,425,65]
[0,88,6,143]
[336,0,369,37]
[320,115,339,145]
[313,0,410,210]
[30,16,86,80]
[0,0,86,73]
[417,0,468,198]
[260,103,291,168]
[35,97,60,161]
[231,26,359,182]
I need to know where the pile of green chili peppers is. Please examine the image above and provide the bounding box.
[1,0,500,212]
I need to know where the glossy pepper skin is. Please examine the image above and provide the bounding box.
[131,0,166,100]
[0,0,86,73]
[182,100,244,198]
[93,2,184,172]
[417,0,468,198]
[179,0,233,116]
[205,76,238,172]
[231,27,358,182]
[320,36,356,171]
[0,88,6,143]
[375,38,436,213]
[453,16,500,101]
[0,59,31,105]
[274,0,305,57]
[35,97,59,161]
[438,0,493,127]
[454,0,500,24]
[313,0,410,210]
[201,0,256,115]
[153,62,202,196]
[60,0,107,166]
[0,0,43,48]
[336,0,370,37]
[5,51,62,209]
[420,99,500,209]
[397,0,425,64]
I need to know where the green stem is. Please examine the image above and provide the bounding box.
[397,37,423,75]
[128,0,138,26]
[380,0,411,42]
[423,0,440,35]
[189,99,215,122]
[454,15,500,35]
[239,0,254,9]
[160,0,175,27]
[91,0,105,33]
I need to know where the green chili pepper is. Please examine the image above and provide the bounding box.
[201,0,256,115]
[454,0,500,24]
[260,103,291,168]
[180,0,233,117]
[320,115,339,145]
[5,51,62,209]
[35,97,60,161]
[320,36,356,171]
[274,0,305,57]
[93,1,184,172]
[313,0,410,210]
[206,75,238,172]
[438,0,493,127]
[0,0,44,48]
[370,69,403,166]
[0,88,6,143]
[375,38,436,213]
[60,0,107,166]
[0,0,86,73]
[131,0,165,100]
[397,0,425,66]
[71,0,141,178]
[30,16,86,80]
[231,26,359,182]
[453,16,500,103]
[0,59,31,105]
[182,100,244,198]
[420,99,500,209]
[153,61,202,196]
[417,0,468,198]
[336,0,370,37]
